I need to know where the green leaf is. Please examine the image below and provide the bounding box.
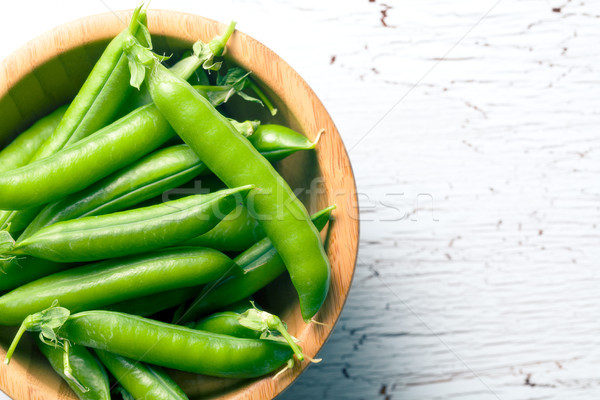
[207,87,236,106]
[192,41,211,59]
[127,54,146,90]
[28,302,70,347]
[122,35,170,90]
[217,67,251,88]
[237,90,264,106]
[217,68,265,106]
[128,4,144,35]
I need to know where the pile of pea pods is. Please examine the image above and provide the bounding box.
[0,6,334,399]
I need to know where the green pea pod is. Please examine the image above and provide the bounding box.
[180,206,334,322]
[0,257,71,292]
[37,339,110,400]
[5,308,294,379]
[0,105,66,173]
[127,50,330,320]
[95,349,189,400]
[5,186,251,263]
[0,247,233,325]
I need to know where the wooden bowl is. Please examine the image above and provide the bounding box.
[0,9,358,400]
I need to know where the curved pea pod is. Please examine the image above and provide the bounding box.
[0,105,66,173]
[247,124,317,162]
[181,206,334,322]
[95,349,189,400]
[6,306,298,379]
[37,339,110,400]
[67,312,293,378]
[0,257,71,292]
[4,309,293,378]
[6,186,251,263]
[134,56,330,321]
[0,247,233,325]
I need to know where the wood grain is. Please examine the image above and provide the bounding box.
[0,9,358,400]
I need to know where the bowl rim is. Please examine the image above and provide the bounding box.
[0,8,360,400]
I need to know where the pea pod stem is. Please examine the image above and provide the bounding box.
[4,319,26,365]
[192,302,309,365]
[247,78,278,116]
[209,21,237,57]
[121,21,236,114]
[5,300,70,364]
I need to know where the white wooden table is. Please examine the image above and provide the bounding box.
[2,0,599,399]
